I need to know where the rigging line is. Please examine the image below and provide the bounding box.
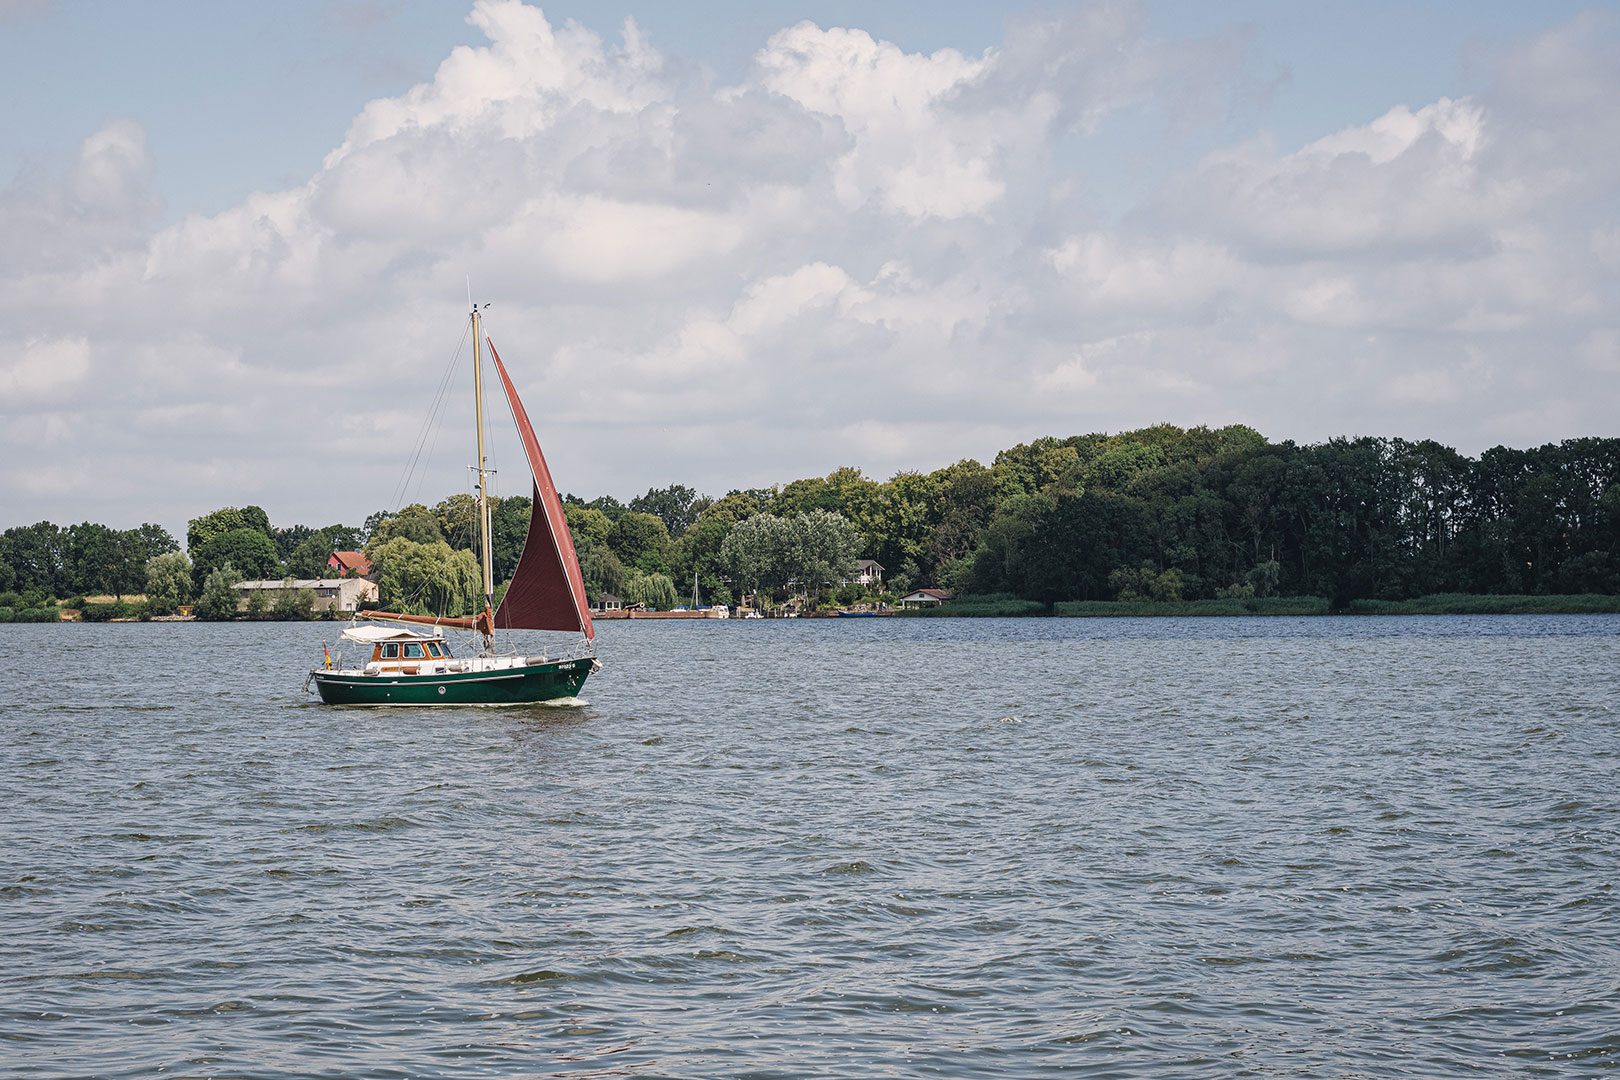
[396,324,465,513]
[389,325,464,514]
[409,361,458,512]
[389,318,471,515]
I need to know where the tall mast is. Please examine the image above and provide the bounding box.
[471,304,496,630]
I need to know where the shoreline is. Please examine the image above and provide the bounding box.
[894,593,1620,618]
[9,593,1619,625]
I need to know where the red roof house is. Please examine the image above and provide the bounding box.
[327,550,374,577]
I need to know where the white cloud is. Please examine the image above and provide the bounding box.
[1,336,90,402]
[1159,97,1514,257]
[327,3,665,164]
[630,262,857,381]
[0,119,157,277]
[73,119,157,215]
[1038,354,1099,394]
[1578,328,1620,374]
[1048,233,1245,312]
[1385,368,1461,405]
[754,22,1002,218]
[1,3,1616,533]
[1592,226,1620,268]
[490,194,746,283]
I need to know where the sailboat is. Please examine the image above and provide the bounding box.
[308,303,598,706]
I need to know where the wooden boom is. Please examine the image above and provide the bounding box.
[358,607,494,637]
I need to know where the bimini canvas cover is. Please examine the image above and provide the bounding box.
[486,338,595,640]
[340,624,441,644]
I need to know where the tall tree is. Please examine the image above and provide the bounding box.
[562,504,613,546]
[370,537,482,616]
[563,493,628,522]
[607,512,671,573]
[145,551,193,615]
[629,484,706,535]
[194,564,243,621]
[622,570,678,610]
[720,513,797,605]
[788,509,862,604]
[66,522,136,597]
[187,506,271,553]
[669,491,761,594]
[433,493,480,552]
[272,524,316,563]
[192,528,279,592]
[286,530,333,578]
[322,524,364,552]
[925,460,998,579]
[368,504,445,547]
[133,523,179,560]
[573,536,625,605]
[3,522,68,596]
[490,495,533,584]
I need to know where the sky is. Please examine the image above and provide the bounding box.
[2,0,1619,538]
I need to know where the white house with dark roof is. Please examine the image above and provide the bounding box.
[896,588,951,609]
[849,559,884,587]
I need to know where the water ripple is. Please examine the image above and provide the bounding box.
[2,615,1617,1076]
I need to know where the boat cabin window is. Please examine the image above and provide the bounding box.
[381,643,400,659]
[402,643,426,659]
[425,641,446,658]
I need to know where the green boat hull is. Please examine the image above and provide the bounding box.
[311,657,593,706]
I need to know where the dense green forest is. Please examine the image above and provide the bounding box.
[4,425,1618,619]
[557,424,1620,608]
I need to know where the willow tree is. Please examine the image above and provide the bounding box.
[369,537,482,616]
[195,564,243,621]
[622,570,678,611]
[144,551,193,615]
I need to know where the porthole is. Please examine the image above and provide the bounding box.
[438,686,447,695]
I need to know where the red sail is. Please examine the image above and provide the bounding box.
[487,338,595,640]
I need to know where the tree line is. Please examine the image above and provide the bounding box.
[550,426,1620,609]
[4,425,1618,620]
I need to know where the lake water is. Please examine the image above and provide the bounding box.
[3,615,1618,1078]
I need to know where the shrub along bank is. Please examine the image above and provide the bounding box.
[892,593,1620,617]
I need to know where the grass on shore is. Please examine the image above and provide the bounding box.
[893,594,1048,617]
[893,592,1620,618]
[1344,593,1620,615]
[1056,596,1330,617]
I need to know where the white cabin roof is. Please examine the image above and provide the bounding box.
[339,624,442,644]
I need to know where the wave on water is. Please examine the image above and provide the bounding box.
[26,704,177,712]
[7,616,1620,1078]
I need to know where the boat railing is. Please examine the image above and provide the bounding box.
[486,635,597,664]
[558,637,597,663]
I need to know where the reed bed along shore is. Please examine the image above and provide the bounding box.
[893,593,1620,618]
